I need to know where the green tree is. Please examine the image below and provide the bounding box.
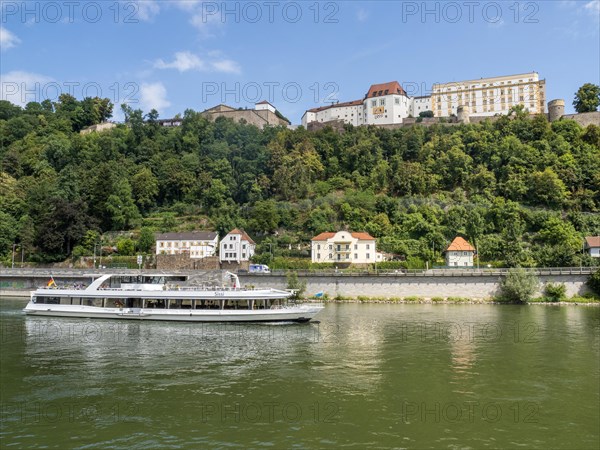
[131,167,158,212]
[498,268,539,303]
[573,83,600,113]
[117,238,135,256]
[105,179,141,230]
[588,268,600,296]
[286,271,306,300]
[137,227,156,254]
[0,211,18,257]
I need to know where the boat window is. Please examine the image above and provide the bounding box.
[145,299,166,309]
[60,298,71,305]
[181,300,192,309]
[71,297,81,305]
[105,299,123,308]
[83,298,102,307]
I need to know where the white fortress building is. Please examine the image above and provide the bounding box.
[302,72,546,127]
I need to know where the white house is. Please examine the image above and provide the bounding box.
[445,237,475,267]
[363,81,411,126]
[155,232,218,259]
[311,231,377,264]
[219,229,256,263]
[584,236,600,258]
[255,100,276,113]
[431,72,546,118]
[302,72,546,127]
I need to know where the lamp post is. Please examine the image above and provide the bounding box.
[98,238,103,269]
[11,243,16,269]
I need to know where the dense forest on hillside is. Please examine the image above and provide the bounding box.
[0,95,599,268]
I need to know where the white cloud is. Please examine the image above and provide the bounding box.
[155,51,206,72]
[174,0,203,11]
[133,0,161,21]
[154,50,241,74]
[584,0,600,17]
[209,59,241,74]
[0,27,21,50]
[190,8,223,37]
[139,82,170,113]
[0,71,53,106]
[356,9,369,22]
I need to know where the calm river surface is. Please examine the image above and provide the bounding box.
[1,298,599,449]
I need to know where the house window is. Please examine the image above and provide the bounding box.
[317,253,321,259]
[329,253,332,259]
[463,252,468,256]
[346,254,349,259]
[379,99,385,106]
[317,244,321,250]
[354,253,358,259]
[395,98,400,105]
[354,244,358,250]
[242,253,246,258]
[464,262,468,266]
[337,254,341,260]
[371,100,376,107]
[366,253,370,259]
[366,244,370,250]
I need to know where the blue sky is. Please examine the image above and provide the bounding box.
[1,1,599,123]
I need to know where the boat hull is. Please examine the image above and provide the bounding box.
[23,304,323,323]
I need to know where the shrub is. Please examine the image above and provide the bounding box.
[588,268,600,296]
[498,268,539,303]
[431,296,445,302]
[116,238,135,256]
[286,272,306,300]
[543,283,567,302]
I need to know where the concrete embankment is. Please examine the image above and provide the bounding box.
[0,268,594,300]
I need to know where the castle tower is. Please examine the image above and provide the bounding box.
[548,99,565,122]
[457,105,470,124]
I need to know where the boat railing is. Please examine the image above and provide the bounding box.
[93,285,258,292]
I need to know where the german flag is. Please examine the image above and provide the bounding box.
[47,277,56,288]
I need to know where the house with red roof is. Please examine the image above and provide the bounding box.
[311,231,377,264]
[219,229,256,264]
[444,237,476,267]
[584,236,600,258]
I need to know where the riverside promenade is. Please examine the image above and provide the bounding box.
[0,267,594,299]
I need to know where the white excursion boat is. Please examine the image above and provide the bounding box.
[23,273,323,323]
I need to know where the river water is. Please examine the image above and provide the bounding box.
[1,298,598,449]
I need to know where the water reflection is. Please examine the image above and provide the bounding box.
[1,299,598,449]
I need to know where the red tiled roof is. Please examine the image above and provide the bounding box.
[351,232,375,240]
[306,99,363,113]
[446,237,475,252]
[227,228,256,245]
[585,236,600,248]
[311,232,336,241]
[366,81,406,98]
[311,232,375,241]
